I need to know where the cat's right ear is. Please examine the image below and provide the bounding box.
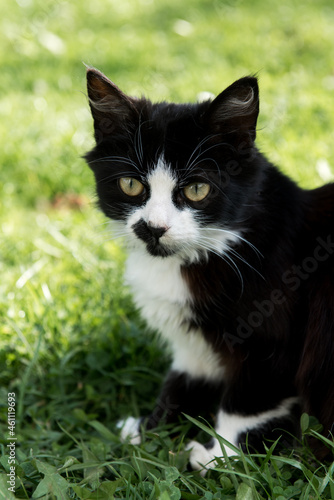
[204,76,259,147]
[86,68,138,141]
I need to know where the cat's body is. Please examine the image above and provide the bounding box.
[85,68,334,471]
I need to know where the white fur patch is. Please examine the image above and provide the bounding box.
[117,416,142,445]
[126,159,204,261]
[125,247,224,380]
[187,396,299,475]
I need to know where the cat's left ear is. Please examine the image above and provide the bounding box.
[86,67,138,141]
[204,76,259,146]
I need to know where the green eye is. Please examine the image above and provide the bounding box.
[183,182,210,202]
[119,177,144,197]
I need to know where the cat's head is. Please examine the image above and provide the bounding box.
[85,68,261,262]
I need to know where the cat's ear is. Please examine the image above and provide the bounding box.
[205,76,259,146]
[86,68,138,140]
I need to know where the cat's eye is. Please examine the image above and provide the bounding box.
[183,182,210,202]
[119,177,145,197]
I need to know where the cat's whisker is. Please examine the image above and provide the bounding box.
[184,134,224,170]
[198,234,264,281]
[94,220,113,229]
[184,138,231,177]
[194,238,244,293]
[184,134,217,171]
[87,155,140,170]
[134,118,147,164]
[95,170,143,185]
[179,158,223,184]
[88,156,145,182]
[99,202,134,221]
[93,223,128,239]
[99,224,134,244]
[202,227,263,259]
[226,247,264,280]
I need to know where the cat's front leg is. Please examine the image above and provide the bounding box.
[187,396,300,475]
[118,369,222,444]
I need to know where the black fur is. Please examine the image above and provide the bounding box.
[85,68,334,459]
[143,370,223,431]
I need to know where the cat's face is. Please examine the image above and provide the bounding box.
[85,69,260,262]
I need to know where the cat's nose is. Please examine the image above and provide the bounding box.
[147,223,167,239]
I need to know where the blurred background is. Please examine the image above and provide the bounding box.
[0,0,334,493]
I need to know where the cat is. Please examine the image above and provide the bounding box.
[84,67,334,473]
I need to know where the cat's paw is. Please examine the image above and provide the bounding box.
[117,416,142,445]
[186,438,233,476]
[186,440,218,476]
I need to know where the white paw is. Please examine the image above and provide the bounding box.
[186,438,234,476]
[186,440,218,476]
[117,416,142,445]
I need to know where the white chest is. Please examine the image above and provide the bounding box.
[124,249,224,381]
[125,249,192,334]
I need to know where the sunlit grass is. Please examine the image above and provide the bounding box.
[1,0,334,497]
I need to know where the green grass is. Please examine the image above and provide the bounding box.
[1,0,334,497]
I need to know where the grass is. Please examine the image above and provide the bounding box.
[0,0,334,497]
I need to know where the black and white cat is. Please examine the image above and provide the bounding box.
[85,68,334,472]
